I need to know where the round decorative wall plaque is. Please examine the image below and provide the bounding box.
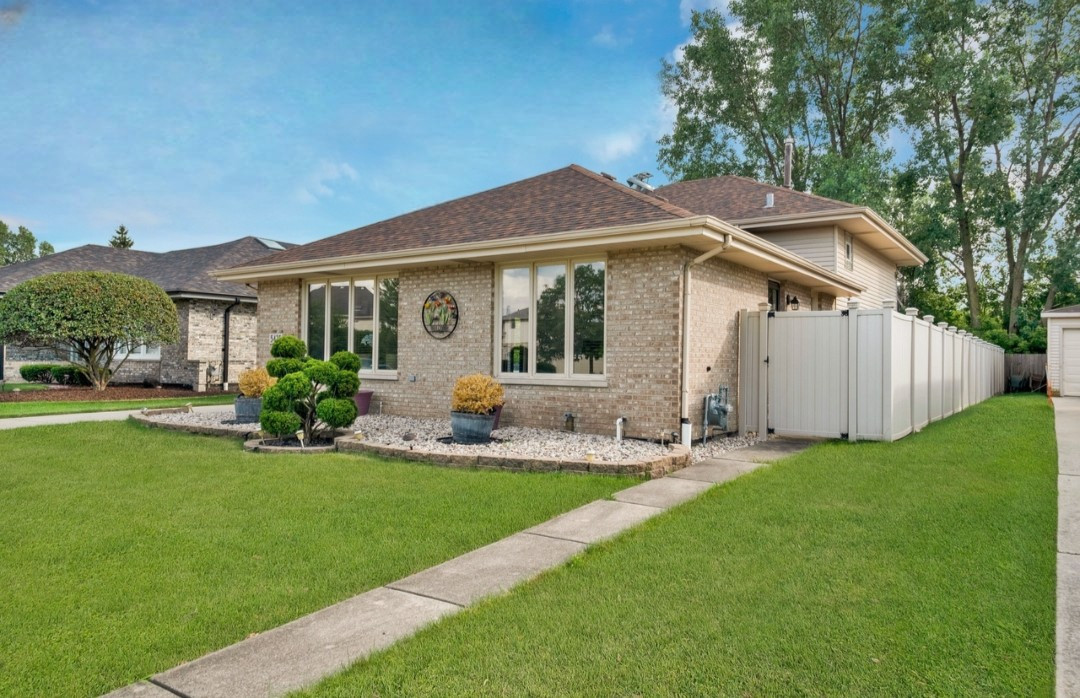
[422,290,459,339]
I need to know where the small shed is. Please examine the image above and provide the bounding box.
[1043,304,1080,396]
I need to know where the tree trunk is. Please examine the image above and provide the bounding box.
[953,184,982,328]
[1045,283,1058,312]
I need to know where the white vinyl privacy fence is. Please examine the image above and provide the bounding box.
[739,300,1005,442]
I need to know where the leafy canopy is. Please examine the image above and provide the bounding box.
[0,271,179,389]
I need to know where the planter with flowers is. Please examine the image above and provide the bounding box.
[235,367,276,422]
[449,373,505,444]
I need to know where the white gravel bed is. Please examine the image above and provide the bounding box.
[350,414,670,463]
[146,409,259,434]
[144,409,759,464]
[690,433,758,463]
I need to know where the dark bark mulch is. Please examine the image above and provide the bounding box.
[0,385,237,403]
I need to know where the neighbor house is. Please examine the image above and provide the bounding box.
[215,164,926,439]
[1043,304,1080,396]
[0,236,293,390]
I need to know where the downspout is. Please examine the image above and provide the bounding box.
[222,298,242,391]
[680,234,733,445]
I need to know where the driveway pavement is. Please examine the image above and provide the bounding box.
[0,404,224,430]
[1055,397,1080,698]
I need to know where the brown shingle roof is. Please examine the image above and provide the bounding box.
[1044,304,1080,315]
[654,175,853,221]
[235,165,695,268]
[0,237,294,298]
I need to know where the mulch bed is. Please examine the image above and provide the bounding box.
[0,385,236,403]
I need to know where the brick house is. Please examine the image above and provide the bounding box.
[0,237,293,390]
[216,165,925,440]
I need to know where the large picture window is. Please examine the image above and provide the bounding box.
[305,276,398,371]
[498,259,605,378]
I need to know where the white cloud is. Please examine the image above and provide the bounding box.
[587,129,646,164]
[0,213,39,231]
[295,160,360,204]
[591,25,618,48]
[679,0,729,26]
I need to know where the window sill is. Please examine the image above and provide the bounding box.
[358,371,399,381]
[497,375,608,389]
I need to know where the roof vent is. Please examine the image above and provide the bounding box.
[600,171,617,181]
[765,193,774,208]
[626,172,655,192]
[256,238,286,251]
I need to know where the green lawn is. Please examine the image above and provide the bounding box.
[302,394,1057,697]
[0,393,236,418]
[0,422,627,696]
[1,382,48,392]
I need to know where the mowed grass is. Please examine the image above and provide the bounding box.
[0,393,235,418]
[0,421,627,696]
[1,382,48,392]
[302,395,1057,697]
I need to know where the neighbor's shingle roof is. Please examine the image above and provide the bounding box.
[234,165,696,268]
[654,175,853,221]
[1044,304,1080,315]
[0,237,294,298]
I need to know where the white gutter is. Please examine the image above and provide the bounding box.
[680,233,733,445]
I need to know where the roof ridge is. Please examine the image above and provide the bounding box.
[660,173,853,210]
[567,164,696,219]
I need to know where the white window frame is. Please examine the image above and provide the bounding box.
[301,275,399,377]
[844,232,855,270]
[493,256,608,385]
[121,344,161,361]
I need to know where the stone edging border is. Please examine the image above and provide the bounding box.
[129,413,691,478]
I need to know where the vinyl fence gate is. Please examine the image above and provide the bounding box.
[739,301,1005,442]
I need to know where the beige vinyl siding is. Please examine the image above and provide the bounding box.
[754,227,839,271]
[1047,317,1080,395]
[834,232,898,309]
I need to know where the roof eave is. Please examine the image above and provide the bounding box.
[731,208,928,266]
[212,216,862,298]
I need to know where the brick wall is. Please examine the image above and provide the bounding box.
[256,280,302,367]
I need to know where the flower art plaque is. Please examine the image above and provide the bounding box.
[422,290,458,339]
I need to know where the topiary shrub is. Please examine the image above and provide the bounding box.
[0,271,178,390]
[19,363,57,383]
[258,335,360,441]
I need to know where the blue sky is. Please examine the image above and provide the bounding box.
[0,0,726,252]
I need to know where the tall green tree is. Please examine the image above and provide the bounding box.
[110,224,134,249]
[988,0,1080,333]
[0,220,53,265]
[659,0,907,208]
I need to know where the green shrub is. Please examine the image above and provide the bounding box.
[19,364,57,383]
[271,335,307,359]
[258,334,361,440]
[50,365,90,385]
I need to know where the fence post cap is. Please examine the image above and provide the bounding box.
[923,314,935,323]
[905,307,919,316]
[882,299,897,310]
[848,299,861,310]
[948,325,957,332]
[758,302,771,312]
[937,321,949,328]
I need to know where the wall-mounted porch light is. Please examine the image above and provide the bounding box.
[786,295,800,311]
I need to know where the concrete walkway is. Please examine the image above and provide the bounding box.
[0,404,224,430]
[1055,397,1080,698]
[104,438,813,698]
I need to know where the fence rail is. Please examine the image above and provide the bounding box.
[739,300,1005,442]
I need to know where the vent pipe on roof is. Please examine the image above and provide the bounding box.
[626,172,655,192]
[783,137,794,189]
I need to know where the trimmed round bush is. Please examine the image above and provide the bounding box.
[274,372,311,400]
[260,383,293,412]
[331,370,360,397]
[50,365,89,385]
[316,397,357,428]
[266,357,307,378]
[271,335,307,359]
[260,409,302,436]
[303,360,339,387]
[330,350,361,373]
[19,363,57,383]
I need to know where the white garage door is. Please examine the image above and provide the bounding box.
[1065,329,1080,396]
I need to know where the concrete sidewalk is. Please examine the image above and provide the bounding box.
[0,404,224,430]
[1055,397,1080,698]
[105,438,813,698]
